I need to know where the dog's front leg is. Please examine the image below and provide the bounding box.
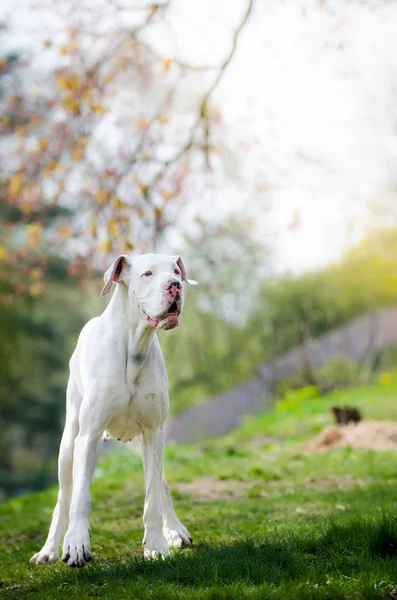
[141,427,170,558]
[30,376,81,565]
[61,399,105,567]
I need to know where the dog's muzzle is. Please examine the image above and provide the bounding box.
[142,279,182,330]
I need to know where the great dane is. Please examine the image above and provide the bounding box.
[30,253,197,567]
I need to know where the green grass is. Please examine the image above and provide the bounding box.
[1,377,397,599]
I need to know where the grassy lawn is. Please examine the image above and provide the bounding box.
[1,378,397,599]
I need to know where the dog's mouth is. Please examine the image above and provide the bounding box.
[141,302,180,330]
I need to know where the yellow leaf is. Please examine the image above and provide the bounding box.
[107,218,118,236]
[59,46,69,56]
[29,268,43,280]
[62,96,79,113]
[43,39,52,48]
[162,58,172,71]
[46,158,59,171]
[160,189,176,202]
[21,203,33,214]
[124,241,134,251]
[90,223,97,238]
[10,174,23,195]
[71,147,84,161]
[15,126,26,139]
[100,239,112,254]
[0,246,9,262]
[91,104,106,114]
[81,89,93,105]
[154,207,163,220]
[38,137,48,152]
[158,115,169,126]
[57,77,69,90]
[29,282,45,297]
[68,75,82,91]
[58,225,72,237]
[111,196,123,209]
[29,237,41,249]
[94,190,109,204]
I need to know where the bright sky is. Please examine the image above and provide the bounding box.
[2,0,397,272]
[157,0,397,272]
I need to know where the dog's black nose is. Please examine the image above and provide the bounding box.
[166,280,181,290]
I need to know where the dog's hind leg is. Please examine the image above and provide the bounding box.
[162,477,193,548]
[30,376,81,565]
[141,427,170,558]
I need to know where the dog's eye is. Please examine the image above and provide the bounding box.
[174,269,180,276]
[144,271,153,277]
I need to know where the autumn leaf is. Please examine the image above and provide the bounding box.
[29,268,43,280]
[71,146,84,161]
[0,247,9,262]
[160,189,176,202]
[124,241,134,252]
[38,137,49,152]
[112,196,124,209]
[21,203,33,215]
[27,223,43,248]
[107,218,118,236]
[29,282,45,297]
[57,77,69,90]
[100,239,112,254]
[162,58,172,71]
[94,190,109,204]
[9,174,24,195]
[91,104,106,114]
[58,225,72,237]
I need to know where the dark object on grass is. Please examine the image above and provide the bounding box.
[332,406,362,426]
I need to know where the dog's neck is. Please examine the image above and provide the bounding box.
[104,283,157,384]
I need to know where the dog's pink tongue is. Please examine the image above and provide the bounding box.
[145,314,159,327]
[159,314,179,330]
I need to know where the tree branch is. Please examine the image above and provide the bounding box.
[146,0,255,189]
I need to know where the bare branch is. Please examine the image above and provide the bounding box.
[147,0,255,190]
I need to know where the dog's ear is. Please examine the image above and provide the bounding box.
[101,255,132,296]
[171,256,198,285]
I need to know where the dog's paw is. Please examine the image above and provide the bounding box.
[143,532,170,559]
[62,525,92,567]
[30,547,59,565]
[163,522,193,548]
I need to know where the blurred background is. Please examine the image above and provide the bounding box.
[1,0,397,498]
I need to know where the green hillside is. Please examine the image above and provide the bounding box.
[1,377,397,599]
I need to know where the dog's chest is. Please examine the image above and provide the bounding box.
[107,388,169,441]
[106,334,169,442]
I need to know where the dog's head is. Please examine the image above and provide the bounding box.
[101,253,197,330]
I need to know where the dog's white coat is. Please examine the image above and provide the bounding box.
[30,253,195,567]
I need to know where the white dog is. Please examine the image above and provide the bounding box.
[30,253,197,567]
